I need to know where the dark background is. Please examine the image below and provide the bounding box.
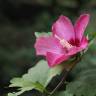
[0,0,96,96]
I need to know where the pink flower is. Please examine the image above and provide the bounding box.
[34,14,90,67]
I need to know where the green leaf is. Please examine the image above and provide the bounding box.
[66,69,96,96]
[9,78,44,95]
[54,91,73,96]
[88,35,96,47]
[22,60,49,86]
[10,77,44,94]
[45,64,64,86]
[65,53,96,96]
[35,32,52,38]
[8,93,17,96]
[8,60,48,96]
[8,60,64,96]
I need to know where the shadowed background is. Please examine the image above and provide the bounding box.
[0,0,96,96]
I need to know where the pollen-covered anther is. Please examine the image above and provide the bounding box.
[55,34,73,49]
[60,39,73,49]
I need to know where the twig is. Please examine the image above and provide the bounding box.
[48,55,81,96]
[48,70,68,96]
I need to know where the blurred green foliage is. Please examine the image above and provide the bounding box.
[0,0,96,96]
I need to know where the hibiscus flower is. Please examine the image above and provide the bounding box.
[34,14,90,67]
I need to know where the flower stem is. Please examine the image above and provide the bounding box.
[49,70,68,96]
[48,55,81,96]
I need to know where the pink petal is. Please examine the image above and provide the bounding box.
[67,37,88,56]
[80,36,88,49]
[45,37,88,67]
[46,52,69,67]
[52,15,75,41]
[74,14,90,41]
[67,47,82,56]
[34,36,65,56]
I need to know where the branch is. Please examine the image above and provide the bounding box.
[48,55,82,96]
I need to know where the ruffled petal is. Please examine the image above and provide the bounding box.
[46,52,69,67]
[74,14,90,41]
[52,15,75,41]
[34,36,64,56]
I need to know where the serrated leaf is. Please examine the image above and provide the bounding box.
[22,60,64,87]
[14,82,44,96]
[35,32,52,38]
[8,60,64,96]
[8,60,48,96]
[9,79,44,95]
[22,60,49,86]
[9,78,27,87]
